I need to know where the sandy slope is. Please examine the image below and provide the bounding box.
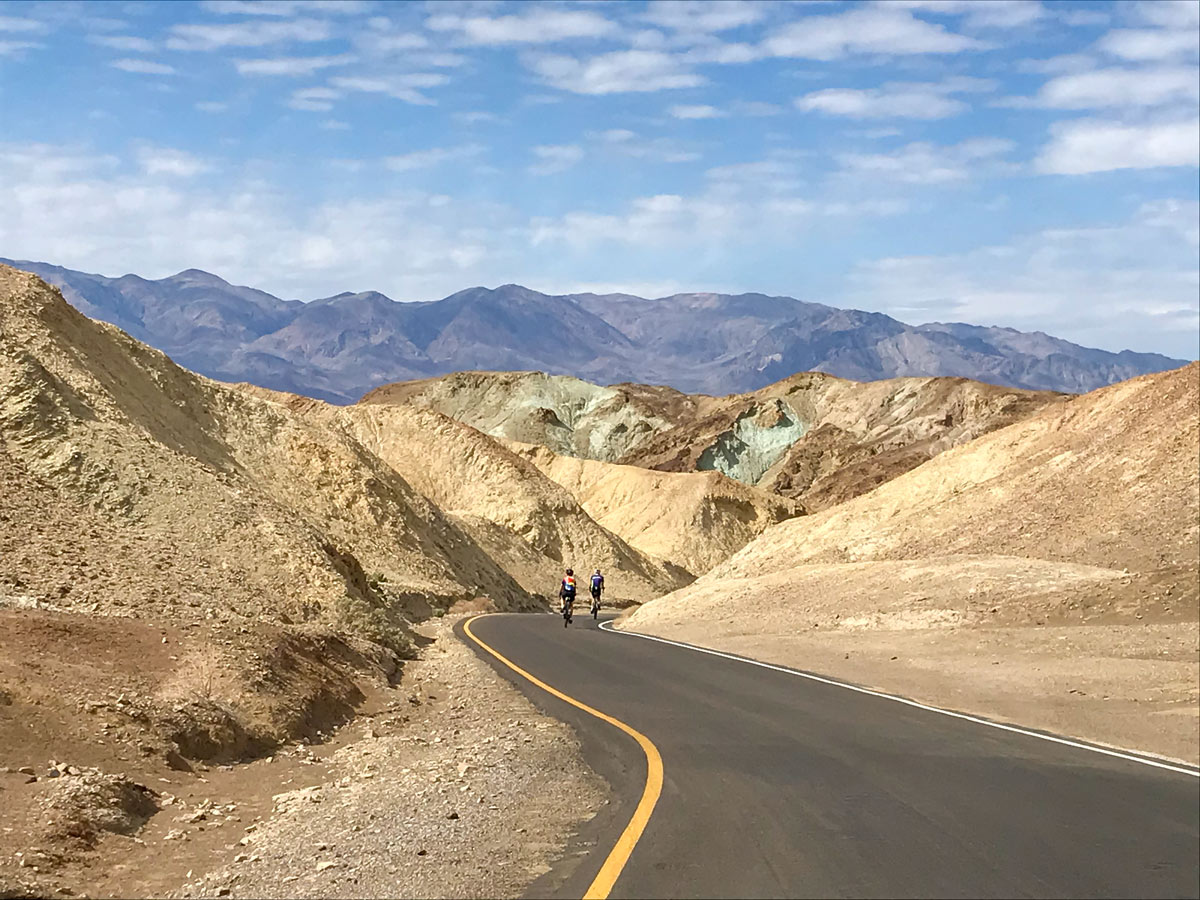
[0,266,533,652]
[625,364,1199,761]
[509,441,799,575]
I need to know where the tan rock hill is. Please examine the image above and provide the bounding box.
[0,265,534,654]
[360,370,699,462]
[627,362,1200,636]
[365,370,1061,513]
[255,393,691,601]
[618,372,1063,511]
[508,442,799,575]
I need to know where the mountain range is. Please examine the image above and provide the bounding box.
[3,258,1185,402]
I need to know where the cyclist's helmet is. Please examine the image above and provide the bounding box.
[565,568,573,576]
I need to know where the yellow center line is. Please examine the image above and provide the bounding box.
[462,614,664,900]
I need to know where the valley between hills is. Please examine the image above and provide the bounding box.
[1,262,1195,898]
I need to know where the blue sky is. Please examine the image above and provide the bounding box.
[1,0,1197,358]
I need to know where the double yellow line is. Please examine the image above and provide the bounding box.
[462,615,664,900]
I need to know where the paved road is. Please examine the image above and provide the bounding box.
[458,612,1200,900]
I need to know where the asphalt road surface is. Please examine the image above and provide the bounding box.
[458,612,1200,900]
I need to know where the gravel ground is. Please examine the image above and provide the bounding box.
[172,615,607,899]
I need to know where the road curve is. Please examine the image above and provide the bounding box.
[458,612,1200,900]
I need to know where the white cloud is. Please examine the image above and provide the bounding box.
[847,200,1200,357]
[641,1,768,33]
[235,54,355,76]
[384,144,484,172]
[111,58,177,75]
[0,142,514,302]
[682,40,763,64]
[886,1,1045,30]
[87,34,156,52]
[1017,53,1097,74]
[528,144,584,175]
[327,73,449,105]
[1021,66,1200,109]
[167,18,331,51]
[798,86,956,119]
[320,119,349,130]
[1035,117,1200,174]
[1095,28,1200,61]
[763,7,987,60]
[1129,1,1200,30]
[288,86,340,111]
[0,39,41,56]
[590,129,700,163]
[797,76,995,119]
[195,101,228,113]
[526,49,704,94]
[137,147,210,178]
[669,104,725,119]
[838,138,1015,183]
[427,8,618,45]
[530,185,907,251]
[453,111,502,125]
[732,100,783,116]
[0,15,43,32]
[200,0,373,15]
[355,30,429,53]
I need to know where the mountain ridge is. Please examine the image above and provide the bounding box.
[2,258,1186,403]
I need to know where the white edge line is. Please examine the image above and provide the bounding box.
[597,621,1200,779]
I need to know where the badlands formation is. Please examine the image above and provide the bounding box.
[626,363,1200,763]
[2,261,1196,895]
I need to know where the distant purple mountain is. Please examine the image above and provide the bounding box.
[4,259,1186,403]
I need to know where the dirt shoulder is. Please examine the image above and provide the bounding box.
[619,619,1199,766]
[0,613,606,899]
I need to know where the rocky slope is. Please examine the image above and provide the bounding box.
[368,370,1062,512]
[0,265,534,653]
[254,392,692,601]
[626,363,1199,668]
[5,259,1185,402]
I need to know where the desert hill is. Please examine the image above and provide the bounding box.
[366,369,1062,512]
[630,362,1199,631]
[360,370,698,463]
[5,259,1185,402]
[507,442,799,576]
[623,364,1200,762]
[0,265,536,652]
[246,390,692,601]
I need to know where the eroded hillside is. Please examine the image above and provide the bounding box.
[0,266,608,898]
[0,266,534,650]
[508,441,799,575]
[249,391,692,601]
[624,363,1200,762]
[365,369,1062,512]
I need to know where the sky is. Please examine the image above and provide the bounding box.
[1,0,1197,359]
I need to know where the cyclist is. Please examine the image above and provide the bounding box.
[560,568,577,624]
[589,569,604,618]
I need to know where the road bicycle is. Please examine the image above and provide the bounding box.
[562,596,574,627]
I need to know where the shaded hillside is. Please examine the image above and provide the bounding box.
[0,265,535,653]
[4,259,1185,401]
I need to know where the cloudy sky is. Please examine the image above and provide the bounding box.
[1,0,1197,358]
